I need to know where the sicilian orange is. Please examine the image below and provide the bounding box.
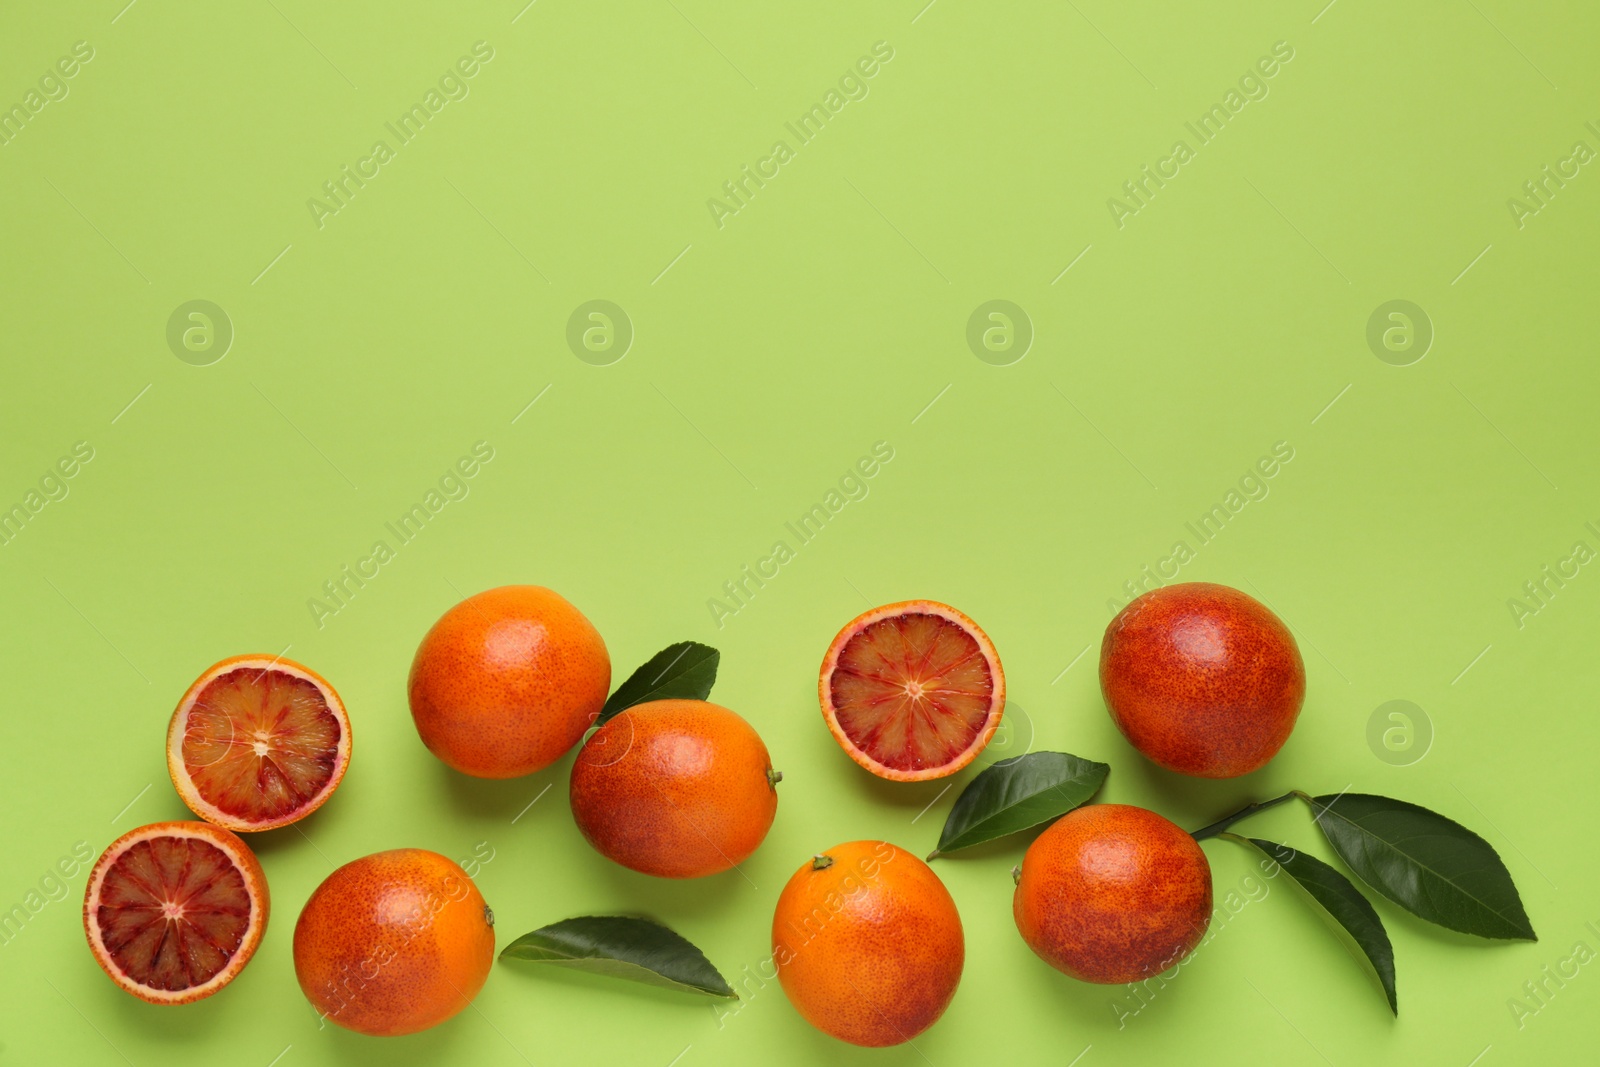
[819,601,1004,781]
[167,654,351,832]
[408,585,611,778]
[1014,804,1212,984]
[1101,582,1305,778]
[83,821,269,1004]
[570,699,778,878]
[773,841,963,1047]
[293,849,495,1036]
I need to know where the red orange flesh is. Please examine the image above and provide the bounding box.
[819,601,1004,781]
[168,655,351,832]
[83,821,269,1004]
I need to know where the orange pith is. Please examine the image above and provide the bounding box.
[819,601,1004,781]
[168,655,351,832]
[83,821,268,1005]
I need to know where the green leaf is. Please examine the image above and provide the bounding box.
[1304,792,1536,941]
[596,642,719,726]
[928,751,1109,858]
[1233,836,1398,1014]
[499,915,737,999]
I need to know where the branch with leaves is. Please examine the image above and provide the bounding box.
[927,752,1536,1015]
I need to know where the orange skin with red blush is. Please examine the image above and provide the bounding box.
[569,700,778,879]
[1013,804,1212,984]
[1100,582,1305,778]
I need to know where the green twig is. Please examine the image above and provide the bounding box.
[1190,791,1299,842]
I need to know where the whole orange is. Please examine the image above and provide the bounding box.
[570,699,778,878]
[293,849,495,1037]
[772,841,963,1047]
[1101,582,1305,778]
[409,585,610,778]
[1014,804,1212,984]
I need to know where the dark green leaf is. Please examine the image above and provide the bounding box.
[929,751,1108,858]
[499,915,736,999]
[1235,836,1398,1014]
[596,642,719,726]
[1305,792,1536,941]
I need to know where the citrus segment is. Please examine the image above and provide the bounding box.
[83,821,269,1005]
[819,601,1004,781]
[168,655,351,832]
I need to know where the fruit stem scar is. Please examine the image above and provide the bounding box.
[1011,864,1021,886]
[812,854,834,871]
[1188,791,1299,842]
[484,906,494,927]
[768,769,783,789]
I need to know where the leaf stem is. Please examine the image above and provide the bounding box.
[1190,791,1299,842]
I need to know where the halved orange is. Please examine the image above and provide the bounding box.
[167,654,351,832]
[819,601,1005,781]
[83,821,269,1004]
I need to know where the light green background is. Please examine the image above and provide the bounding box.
[2,1,1596,1064]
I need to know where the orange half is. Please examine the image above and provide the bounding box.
[83,821,269,1004]
[819,601,1005,781]
[167,654,352,832]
